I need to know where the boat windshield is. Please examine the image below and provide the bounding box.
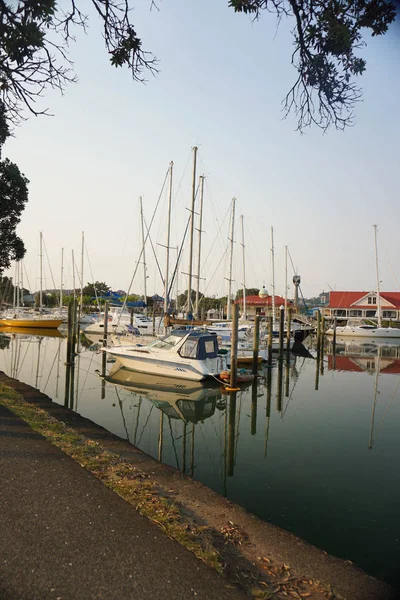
[347,319,376,329]
[148,334,183,350]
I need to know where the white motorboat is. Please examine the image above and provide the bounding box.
[326,319,400,339]
[102,330,227,381]
[104,366,220,422]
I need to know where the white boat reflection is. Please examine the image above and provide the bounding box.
[326,336,400,374]
[104,364,222,423]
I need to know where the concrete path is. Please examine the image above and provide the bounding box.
[0,404,245,600]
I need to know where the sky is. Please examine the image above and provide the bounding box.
[3,0,400,301]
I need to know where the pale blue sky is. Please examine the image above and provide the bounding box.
[4,0,400,299]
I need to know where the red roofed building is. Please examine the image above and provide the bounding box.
[235,294,293,319]
[324,291,400,322]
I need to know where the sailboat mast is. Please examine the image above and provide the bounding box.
[72,250,76,300]
[80,231,84,312]
[271,226,276,329]
[16,261,20,310]
[60,248,64,310]
[20,261,24,306]
[187,146,198,315]
[195,175,205,317]
[227,198,236,321]
[373,224,382,328]
[140,197,148,317]
[164,162,173,327]
[240,214,246,319]
[284,245,288,320]
[39,231,43,310]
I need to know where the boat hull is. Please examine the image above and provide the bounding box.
[0,319,63,329]
[105,348,221,381]
[326,326,400,338]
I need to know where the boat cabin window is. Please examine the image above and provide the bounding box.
[179,338,198,358]
[148,334,183,350]
[178,335,219,360]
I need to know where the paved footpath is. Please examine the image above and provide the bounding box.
[0,404,245,600]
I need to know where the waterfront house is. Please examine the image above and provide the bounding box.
[235,294,293,320]
[323,291,400,322]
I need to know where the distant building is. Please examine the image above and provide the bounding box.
[235,294,293,320]
[323,291,400,321]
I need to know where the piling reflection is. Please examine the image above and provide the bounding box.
[0,331,399,585]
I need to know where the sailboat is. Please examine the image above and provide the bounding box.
[0,234,63,330]
[326,226,400,339]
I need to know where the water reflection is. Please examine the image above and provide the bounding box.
[0,332,400,586]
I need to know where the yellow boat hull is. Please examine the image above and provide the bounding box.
[0,319,63,329]
[0,326,63,338]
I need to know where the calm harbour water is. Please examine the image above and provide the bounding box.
[1,330,399,587]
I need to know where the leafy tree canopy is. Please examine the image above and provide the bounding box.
[0,0,397,130]
[82,281,111,297]
[235,287,262,300]
[0,100,28,274]
[229,0,396,130]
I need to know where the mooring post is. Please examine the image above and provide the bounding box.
[71,299,78,359]
[286,307,292,354]
[267,316,273,365]
[66,300,73,365]
[278,305,285,359]
[316,310,321,343]
[276,360,283,412]
[227,391,237,476]
[229,303,239,390]
[285,356,290,398]
[333,316,337,347]
[251,378,257,435]
[252,315,260,375]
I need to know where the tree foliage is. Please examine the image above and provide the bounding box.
[0,100,28,274]
[82,281,111,297]
[0,0,157,123]
[235,287,262,300]
[229,0,396,130]
[0,1,396,130]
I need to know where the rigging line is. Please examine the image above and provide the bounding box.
[281,357,306,418]
[378,230,400,290]
[42,342,60,392]
[85,244,101,308]
[167,415,180,470]
[118,167,170,319]
[137,404,154,446]
[42,238,57,289]
[373,376,400,443]
[201,201,231,271]
[144,217,165,287]
[200,246,229,299]
[115,386,130,442]
[167,215,191,300]
[21,262,32,296]
[77,350,96,404]
[204,179,229,250]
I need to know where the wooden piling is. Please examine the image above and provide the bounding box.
[252,315,260,375]
[227,392,237,476]
[286,307,292,354]
[65,301,73,365]
[267,316,273,365]
[228,303,240,391]
[251,379,257,435]
[276,360,283,412]
[316,310,321,342]
[333,316,337,346]
[278,305,285,359]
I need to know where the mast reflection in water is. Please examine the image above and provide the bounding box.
[0,332,400,588]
